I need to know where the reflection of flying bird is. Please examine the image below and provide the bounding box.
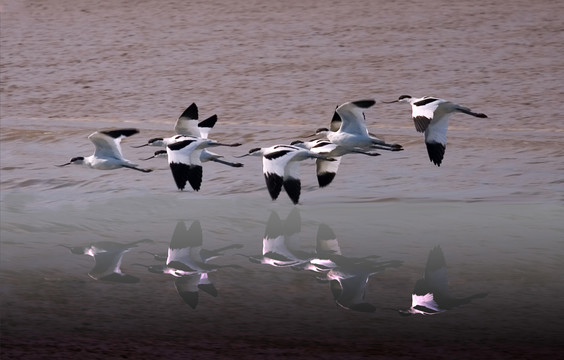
[398,245,488,316]
[324,258,401,313]
[236,144,336,204]
[242,209,313,268]
[57,129,152,172]
[384,95,488,166]
[60,239,151,283]
[133,103,243,168]
[136,221,240,309]
[306,223,401,312]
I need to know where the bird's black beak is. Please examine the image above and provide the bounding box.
[139,156,155,161]
[233,153,250,158]
[382,100,399,104]
[56,162,71,167]
[131,143,149,148]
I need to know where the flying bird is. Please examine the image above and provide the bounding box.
[384,95,488,166]
[166,137,241,191]
[312,99,403,153]
[57,129,152,172]
[236,144,336,204]
[133,103,243,167]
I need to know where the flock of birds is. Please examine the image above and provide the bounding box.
[60,210,487,313]
[58,96,488,204]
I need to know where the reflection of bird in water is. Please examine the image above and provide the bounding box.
[241,209,313,268]
[398,245,488,316]
[135,221,241,309]
[304,223,402,312]
[60,239,151,283]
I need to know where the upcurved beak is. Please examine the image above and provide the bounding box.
[139,156,155,161]
[382,100,399,104]
[233,153,250,158]
[56,162,71,167]
[131,143,149,148]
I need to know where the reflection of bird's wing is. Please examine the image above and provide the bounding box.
[283,208,301,240]
[89,250,139,283]
[330,274,375,312]
[197,273,218,297]
[264,212,283,239]
[315,224,341,257]
[174,275,201,308]
[411,293,441,314]
[90,129,138,160]
[263,236,293,259]
[424,246,449,296]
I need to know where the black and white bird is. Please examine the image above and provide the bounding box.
[290,139,380,188]
[312,99,403,153]
[236,144,337,204]
[60,239,151,283]
[398,245,488,316]
[133,103,243,168]
[167,137,242,191]
[384,95,488,166]
[57,129,152,172]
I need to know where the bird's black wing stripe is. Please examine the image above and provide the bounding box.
[101,128,139,138]
[413,98,438,107]
[168,139,197,151]
[264,150,292,160]
[352,99,376,108]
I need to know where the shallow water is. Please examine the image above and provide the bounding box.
[1,0,564,358]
